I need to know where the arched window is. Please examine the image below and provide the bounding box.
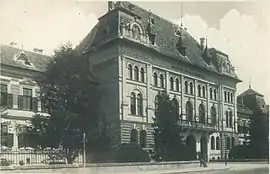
[170,77,174,90]
[140,130,147,148]
[153,72,158,86]
[130,129,138,143]
[171,98,179,115]
[202,86,206,98]
[224,91,227,102]
[226,111,229,127]
[130,92,136,115]
[134,66,139,81]
[185,81,188,93]
[232,137,235,148]
[226,137,231,149]
[199,104,206,123]
[140,68,144,82]
[128,64,132,79]
[186,101,193,121]
[154,95,160,111]
[132,24,141,40]
[160,74,164,88]
[210,88,213,99]
[229,110,233,127]
[211,106,217,125]
[227,92,230,103]
[137,93,143,116]
[211,136,215,150]
[216,137,220,150]
[175,78,180,91]
[189,82,193,95]
[230,93,233,103]
[214,89,217,100]
[197,85,201,97]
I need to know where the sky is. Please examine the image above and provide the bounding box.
[0,0,269,103]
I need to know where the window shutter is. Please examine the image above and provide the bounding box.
[32,97,38,112]
[18,95,23,109]
[7,93,13,108]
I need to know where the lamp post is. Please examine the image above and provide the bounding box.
[83,133,86,168]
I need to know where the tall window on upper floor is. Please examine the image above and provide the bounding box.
[229,110,233,127]
[184,81,188,93]
[214,89,217,100]
[0,84,8,106]
[230,93,233,103]
[199,104,206,123]
[153,72,158,86]
[224,91,227,102]
[197,85,201,97]
[154,95,159,112]
[202,86,206,98]
[189,82,193,95]
[175,78,180,91]
[171,98,179,116]
[231,137,235,148]
[226,137,231,149]
[216,137,220,150]
[130,92,136,115]
[134,66,139,81]
[137,93,143,116]
[170,77,174,90]
[128,64,133,79]
[160,74,164,88]
[211,106,217,125]
[226,111,229,127]
[22,88,32,110]
[227,91,230,103]
[140,68,145,82]
[186,101,193,122]
[210,88,213,99]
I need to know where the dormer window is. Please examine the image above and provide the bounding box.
[16,51,32,66]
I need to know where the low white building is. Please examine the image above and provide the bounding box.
[0,44,52,150]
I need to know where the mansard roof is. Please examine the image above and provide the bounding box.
[0,44,53,72]
[77,1,241,82]
[239,88,263,97]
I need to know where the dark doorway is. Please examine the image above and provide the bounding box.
[186,135,196,160]
[200,136,208,161]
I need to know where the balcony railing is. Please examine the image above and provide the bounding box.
[177,117,218,132]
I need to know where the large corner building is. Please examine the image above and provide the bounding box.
[77,1,242,161]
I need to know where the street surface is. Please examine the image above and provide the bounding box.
[0,162,268,174]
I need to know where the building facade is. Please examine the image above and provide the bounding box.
[0,44,51,150]
[77,1,241,160]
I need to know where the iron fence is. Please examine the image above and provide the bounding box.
[0,149,83,166]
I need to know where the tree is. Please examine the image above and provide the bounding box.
[26,43,111,164]
[152,92,190,161]
[248,108,269,159]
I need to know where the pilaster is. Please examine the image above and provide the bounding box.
[180,76,184,116]
[165,71,169,94]
[146,63,152,123]
[206,83,210,123]
[194,80,198,121]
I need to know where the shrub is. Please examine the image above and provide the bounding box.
[229,145,250,159]
[114,143,151,163]
[0,158,11,166]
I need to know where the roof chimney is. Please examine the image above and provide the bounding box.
[10,42,18,47]
[108,1,114,11]
[200,37,206,51]
[33,48,43,54]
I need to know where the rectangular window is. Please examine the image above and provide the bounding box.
[23,88,32,110]
[0,84,8,106]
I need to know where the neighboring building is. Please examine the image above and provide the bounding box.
[236,96,253,145]
[0,44,52,150]
[236,85,269,146]
[76,1,241,161]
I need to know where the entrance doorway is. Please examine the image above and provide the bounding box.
[186,135,196,160]
[200,136,208,161]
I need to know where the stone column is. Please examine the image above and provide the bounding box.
[180,76,185,117]
[146,64,152,123]
[165,71,169,94]
[196,141,201,160]
[207,137,210,162]
[121,57,128,120]
[12,123,18,151]
[194,80,198,122]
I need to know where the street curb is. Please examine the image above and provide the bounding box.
[161,167,231,174]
